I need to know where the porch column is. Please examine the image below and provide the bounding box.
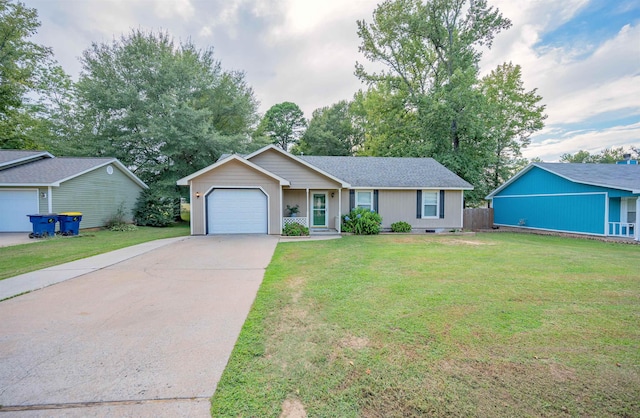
[338,188,342,233]
[633,196,640,241]
[47,186,53,213]
[306,188,310,226]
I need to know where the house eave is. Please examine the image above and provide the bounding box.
[176,154,291,186]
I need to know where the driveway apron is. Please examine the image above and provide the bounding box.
[0,235,279,417]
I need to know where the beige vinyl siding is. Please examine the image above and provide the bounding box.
[189,160,281,235]
[250,149,342,189]
[340,189,464,230]
[378,190,463,229]
[51,165,144,228]
[283,190,307,217]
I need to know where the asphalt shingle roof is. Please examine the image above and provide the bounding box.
[299,155,473,189]
[535,162,640,192]
[0,150,51,168]
[0,157,115,185]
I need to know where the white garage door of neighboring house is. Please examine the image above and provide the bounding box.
[0,189,39,232]
[207,188,268,234]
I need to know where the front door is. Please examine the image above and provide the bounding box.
[312,193,327,227]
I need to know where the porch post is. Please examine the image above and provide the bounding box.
[306,188,310,227]
[338,188,342,233]
[633,196,640,241]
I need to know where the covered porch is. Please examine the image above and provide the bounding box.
[607,196,638,240]
[282,188,343,234]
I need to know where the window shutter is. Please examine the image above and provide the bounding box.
[349,190,355,210]
[416,190,422,218]
[439,190,445,219]
[373,190,379,212]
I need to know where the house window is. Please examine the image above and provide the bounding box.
[355,190,373,210]
[422,191,439,218]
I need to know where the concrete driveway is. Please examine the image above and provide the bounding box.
[0,235,279,416]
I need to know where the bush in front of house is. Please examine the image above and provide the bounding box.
[342,207,382,235]
[390,221,412,233]
[133,188,179,227]
[282,222,309,236]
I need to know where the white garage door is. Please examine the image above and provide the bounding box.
[0,189,39,232]
[207,188,268,234]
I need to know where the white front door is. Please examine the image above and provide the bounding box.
[312,192,327,227]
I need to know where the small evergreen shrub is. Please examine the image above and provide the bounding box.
[342,207,382,235]
[391,221,412,233]
[282,223,309,236]
[133,188,179,227]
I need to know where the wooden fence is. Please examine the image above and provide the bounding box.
[463,208,494,231]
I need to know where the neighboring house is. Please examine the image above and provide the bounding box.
[0,150,147,232]
[486,162,640,241]
[177,145,473,235]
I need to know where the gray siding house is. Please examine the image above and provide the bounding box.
[177,145,473,235]
[0,150,147,232]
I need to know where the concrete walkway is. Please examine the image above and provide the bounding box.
[0,235,279,416]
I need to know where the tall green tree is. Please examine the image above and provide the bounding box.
[355,0,547,205]
[560,147,638,164]
[0,0,65,149]
[294,100,363,156]
[479,62,546,193]
[256,102,306,151]
[72,30,259,188]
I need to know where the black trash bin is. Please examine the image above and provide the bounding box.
[27,214,58,238]
[58,212,83,236]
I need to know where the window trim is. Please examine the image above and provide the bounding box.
[421,190,439,219]
[355,190,374,210]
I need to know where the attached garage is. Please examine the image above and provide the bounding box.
[207,188,268,234]
[0,189,39,232]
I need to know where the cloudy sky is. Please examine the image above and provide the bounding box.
[23,0,640,161]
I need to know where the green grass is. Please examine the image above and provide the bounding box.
[0,223,190,280]
[212,233,640,417]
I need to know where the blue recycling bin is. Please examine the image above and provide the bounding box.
[57,212,83,236]
[27,214,58,238]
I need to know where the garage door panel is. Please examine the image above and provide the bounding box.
[207,189,267,234]
[0,190,39,232]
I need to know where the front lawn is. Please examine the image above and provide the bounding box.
[212,233,640,417]
[0,223,190,280]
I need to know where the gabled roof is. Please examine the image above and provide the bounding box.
[486,162,640,198]
[300,155,474,189]
[176,154,290,186]
[0,157,147,188]
[245,145,351,188]
[0,150,53,169]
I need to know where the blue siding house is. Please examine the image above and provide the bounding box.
[486,163,640,241]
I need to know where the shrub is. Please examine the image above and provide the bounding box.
[282,222,309,236]
[390,221,412,233]
[133,187,179,227]
[342,207,382,235]
[105,202,137,231]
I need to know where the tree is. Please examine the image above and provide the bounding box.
[294,101,363,156]
[0,0,65,149]
[479,62,546,193]
[71,30,259,189]
[355,0,548,205]
[560,147,639,164]
[256,102,306,151]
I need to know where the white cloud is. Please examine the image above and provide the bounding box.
[153,0,195,21]
[524,121,640,161]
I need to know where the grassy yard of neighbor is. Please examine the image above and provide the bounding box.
[212,233,639,417]
[0,223,190,281]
